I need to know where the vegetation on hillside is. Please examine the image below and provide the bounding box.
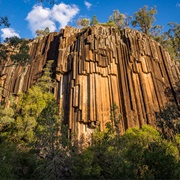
[0,16,10,27]
[0,36,31,66]
[73,5,179,61]
[0,97,179,179]
[36,27,50,37]
[0,2,179,179]
[0,61,179,179]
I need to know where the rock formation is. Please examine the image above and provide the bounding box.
[0,26,179,140]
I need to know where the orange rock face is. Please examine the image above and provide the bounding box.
[0,26,179,140]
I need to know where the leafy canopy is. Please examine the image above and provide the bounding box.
[0,16,10,27]
[76,18,90,28]
[90,15,99,26]
[36,27,50,37]
[109,10,127,29]
[132,5,157,35]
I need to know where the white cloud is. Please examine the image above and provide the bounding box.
[1,28,20,40]
[52,3,79,29]
[176,3,180,7]
[26,5,56,36]
[84,1,92,9]
[26,3,79,36]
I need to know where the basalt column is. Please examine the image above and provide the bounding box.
[53,26,179,140]
[0,26,179,141]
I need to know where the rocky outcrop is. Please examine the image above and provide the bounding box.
[0,26,179,140]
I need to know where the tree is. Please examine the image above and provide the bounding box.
[36,27,50,37]
[0,59,71,179]
[1,36,31,66]
[14,60,71,179]
[123,15,133,28]
[36,60,55,93]
[90,15,98,26]
[121,125,179,179]
[72,125,180,179]
[4,36,22,45]
[0,16,10,27]
[34,96,72,179]
[152,23,180,61]
[10,42,30,66]
[0,16,10,43]
[105,21,116,27]
[0,96,38,179]
[155,81,180,140]
[0,140,37,179]
[109,10,127,28]
[13,60,55,144]
[150,25,164,37]
[0,96,16,140]
[156,103,180,140]
[132,5,157,35]
[166,22,180,61]
[0,37,31,96]
[0,44,8,62]
[76,18,90,28]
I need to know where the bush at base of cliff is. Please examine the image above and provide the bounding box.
[71,125,180,179]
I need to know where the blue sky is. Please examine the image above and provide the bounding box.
[0,0,179,40]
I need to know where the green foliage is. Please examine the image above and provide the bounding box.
[155,81,180,140]
[0,96,16,140]
[0,16,10,27]
[36,60,55,93]
[105,20,116,27]
[109,10,127,29]
[0,94,179,180]
[90,15,99,26]
[0,59,72,179]
[2,36,31,65]
[132,5,157,35]
[0,142,15,179]
[33,97,72,179]
[155,103,180,140]
[72,149,101,179]
[0,105,15,127]
[72,125,180,179]
[76,18,90,28]
[110,103,122,133]
[36,27,50,37]
[12,60,56,144]
[11,41,30,65]
[166,22,180,61]
[0,139,38,179]
[152,23,180,61]
[35,94,61,154]
[0,44,8,62]
[150,25,164,39]
[123,126,179,179]
[4,36,22,46]
[14,86,47,143]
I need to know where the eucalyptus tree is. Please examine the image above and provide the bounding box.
[166,22,180,60]
[0,16,10,27]
[0,36,30,66]
[108,10,127,29]
[76,18,90,28]
[90,15,99,26]
[36,27,50,37]
[132,5,157,35]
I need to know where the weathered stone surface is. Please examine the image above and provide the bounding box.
[0,26,179,140]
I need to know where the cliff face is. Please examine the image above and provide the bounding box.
[0,26,180,140]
